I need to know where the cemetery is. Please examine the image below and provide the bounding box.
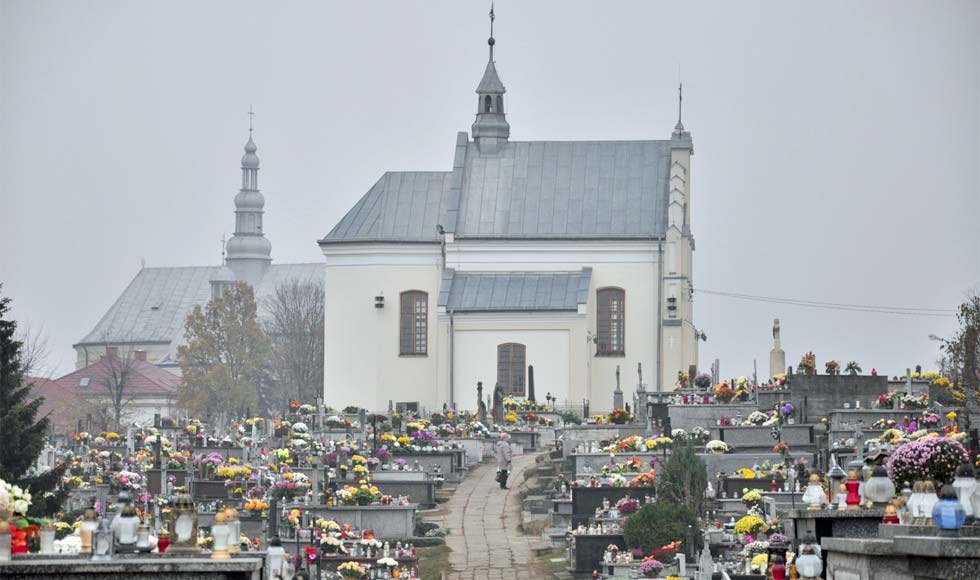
[3,349,980,580]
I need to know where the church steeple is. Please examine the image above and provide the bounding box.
[472,4,509,153]
[225,107,272,283]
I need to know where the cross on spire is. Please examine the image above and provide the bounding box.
[678,83,683,125]
[248,105,255,134]
[490,2,495,39]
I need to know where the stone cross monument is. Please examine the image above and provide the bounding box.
[769,319,786,380]
[613,366,624,410]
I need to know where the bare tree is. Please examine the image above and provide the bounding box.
[16,324,51,380]
[97,343,140,430]
[941,289,980,407]
[263,278,325,407]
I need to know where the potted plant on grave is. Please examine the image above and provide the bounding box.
[337,561,366,579]
[741,489,763,510]
[713,382,735,403]
[825,360,839,376]
[875,391,899,409]
[845,361,861,376]
[607,408,632,425]
[639,558,664,577]
[676,371,689,389]
[694,373,712,390]
[798,352,816,375]
[320,534,346,556]
[375,449,393,469]
[886,437,969,495]
[706,440,730,454]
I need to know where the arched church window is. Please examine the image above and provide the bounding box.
[596,288,625,355]
[496,95,504,113]
[497,343,526,396]
[399,291,428,355]
[484,95,493,113]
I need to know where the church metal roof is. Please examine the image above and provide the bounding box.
[76,263,325,347]
[439,268,591,313]
[321,138,673,244]
[320,171,454,244]
[454,140,671,239]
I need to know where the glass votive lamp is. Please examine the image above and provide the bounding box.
[932,482,966,536]
[952,463,977,521]
[920,481,939,525]
[863,465,896,507]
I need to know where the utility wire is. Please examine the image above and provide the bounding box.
[695,288,955,317]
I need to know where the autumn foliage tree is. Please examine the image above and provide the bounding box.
[178,282,272,419]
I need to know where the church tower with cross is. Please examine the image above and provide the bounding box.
[472,5,509,153]
[225,108,273,283]
[74,106,324,373]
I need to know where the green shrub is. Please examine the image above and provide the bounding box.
[623,501,698,557]
[560,411,582,425]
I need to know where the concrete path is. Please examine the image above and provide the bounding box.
[443,452,542,580]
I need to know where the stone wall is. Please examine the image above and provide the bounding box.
[711,425,814,449]
[825,547,913,580]
[667,403,759,430]
[758,375,890,423]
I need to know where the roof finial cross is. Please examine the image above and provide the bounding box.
[488,2,496,60]
[678,82,683,125]
[489,2,495,40]
[248,105,255,134]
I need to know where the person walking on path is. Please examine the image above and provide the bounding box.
[496,432,513,489]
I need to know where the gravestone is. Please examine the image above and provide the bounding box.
[613,366,623,410]
[528,365,536,402]
[477,382,487,424]
[492,383,504,423]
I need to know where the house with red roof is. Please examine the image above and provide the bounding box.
[37,348,179,432]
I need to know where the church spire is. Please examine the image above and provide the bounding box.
[673,83,685,136]
[472,3,509,153]
[225,107,272,282]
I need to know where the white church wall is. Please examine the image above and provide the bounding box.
[451,323,575,410]
[322,245,443,411]
[447,239,661,413]
[587,260,660,413]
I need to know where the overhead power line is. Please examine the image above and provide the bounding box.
[695,288,956,318]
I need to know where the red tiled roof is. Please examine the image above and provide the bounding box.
[26,376,85,428]
[51,356,180,398]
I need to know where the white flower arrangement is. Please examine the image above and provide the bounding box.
[705,440,730,453]
[376,557,399,568]
[608,474,626,487]
[320,535,344,547]
[291,422,309,433]
[691,426,710,441]
[747,411,769,425]
[671,429,688,440]
[54,534,82,554]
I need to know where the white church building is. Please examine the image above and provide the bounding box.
[320,29,698,413]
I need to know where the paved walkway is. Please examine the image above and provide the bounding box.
[443,451,542,580]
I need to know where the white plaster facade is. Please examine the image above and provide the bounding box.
[322,228,697,413]
[319,35,698,413]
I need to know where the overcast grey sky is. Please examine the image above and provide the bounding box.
[1,1,977,380]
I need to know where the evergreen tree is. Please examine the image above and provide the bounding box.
[178,281,273,418]
[0,286,66,516]
[658,443,708,518]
